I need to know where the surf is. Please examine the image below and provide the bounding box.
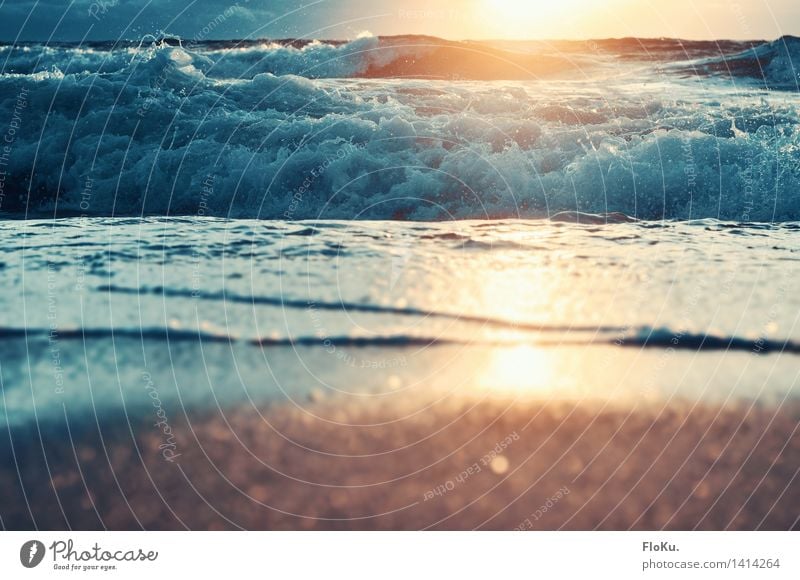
[1,36,800,221]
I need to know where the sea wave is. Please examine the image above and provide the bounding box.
[1,36,799,221]
[95,283,638,334]
[4,324,797,355]
[0,36,764,80]
[687,35,800,90]
[0,35,605,80]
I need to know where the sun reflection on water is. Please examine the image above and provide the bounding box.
[478,345,556,393]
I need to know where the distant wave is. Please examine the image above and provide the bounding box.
[0,36,762,80]
[0,326,235,342]
[686,35,800,89]
[96,283,638,334]
[1,36,800,220]
[4,324,798,355]
[254,330,800,354]
[0,35,591,81]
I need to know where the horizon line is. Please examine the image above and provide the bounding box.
[3,33,797,44]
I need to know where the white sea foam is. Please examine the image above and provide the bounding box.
[1,38,799,220]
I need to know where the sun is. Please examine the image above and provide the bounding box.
[479,0,605,38]
[487,0,550,20]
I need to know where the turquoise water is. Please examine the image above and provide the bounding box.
[1,217,798,428]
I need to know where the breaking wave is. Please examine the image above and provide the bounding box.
[688,35,800,90]
[1,36,799,221]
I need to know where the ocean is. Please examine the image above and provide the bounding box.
[0,35,799,530]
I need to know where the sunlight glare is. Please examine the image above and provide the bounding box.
[480,0,607,37]
[479,345,555,393]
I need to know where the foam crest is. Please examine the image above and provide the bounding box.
[1,38,799,220]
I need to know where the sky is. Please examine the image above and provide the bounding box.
[0,0,798,41]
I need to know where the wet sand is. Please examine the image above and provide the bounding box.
[2,395,798,530]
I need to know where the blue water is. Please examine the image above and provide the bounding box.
[1,36,800,428]
[1,217,799,427]
[1,36,800,220]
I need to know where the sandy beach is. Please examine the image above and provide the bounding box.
[3,394,798,530]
